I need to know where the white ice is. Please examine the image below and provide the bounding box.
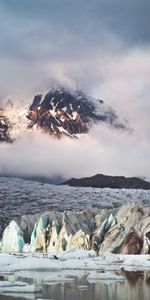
[87,271,125,283]
[0,250,150,274]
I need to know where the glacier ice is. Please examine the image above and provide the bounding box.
[1,220,25,253]
[1,204,150,255]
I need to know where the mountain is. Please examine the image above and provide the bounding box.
[0,109,12,143]
[27,88,127,137]
[0,87,128,142]
[0,100,28,143]
[62,174,150,190]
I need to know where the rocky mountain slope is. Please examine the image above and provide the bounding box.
[63,174,150,190]
[0,88,128,141]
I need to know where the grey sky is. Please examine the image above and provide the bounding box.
[0,0,150,96]
[0,1,150,178]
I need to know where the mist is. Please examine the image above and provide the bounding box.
[0,46,150,180]
[0,1,150,179]
[0,122,149,180]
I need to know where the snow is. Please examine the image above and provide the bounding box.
[58,126,69,134]
[61,107,67,112]
[69,103,73,110]
[72,111,78,120]
[49,109,57,117]
[5,104,29,139]
[0,120,5,125]
[60,116,65,121]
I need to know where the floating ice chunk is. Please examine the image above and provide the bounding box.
[15,270,75,284]
[87,271,126,282]
[102,252,125,263]
[0,281,27,287]
[57,249,96,260]
[77,285,88,290]
[0,283,42,293]
[1,220,25,253]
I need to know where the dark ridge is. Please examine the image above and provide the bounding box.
[62,174,150,190]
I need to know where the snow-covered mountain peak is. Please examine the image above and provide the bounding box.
[0,87,128,142]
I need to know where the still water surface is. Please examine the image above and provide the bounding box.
[0,271,149,300]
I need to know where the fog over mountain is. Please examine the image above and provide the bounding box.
[0,0,150,179]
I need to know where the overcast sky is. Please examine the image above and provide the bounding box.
[0,0,150,179]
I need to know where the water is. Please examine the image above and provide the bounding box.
[0,271,149,300]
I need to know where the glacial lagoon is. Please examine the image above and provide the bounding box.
[0,268,149,300]
[0,177,150,300]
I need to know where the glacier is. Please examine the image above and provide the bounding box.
[1,203,150,255]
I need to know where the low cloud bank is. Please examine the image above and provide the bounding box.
[0,123,149,180]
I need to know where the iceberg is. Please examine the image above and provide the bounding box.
[30,210,93,254]
[1,220,25,253]
[1,204,150,255]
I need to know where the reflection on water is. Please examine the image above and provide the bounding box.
[0,271,150,300]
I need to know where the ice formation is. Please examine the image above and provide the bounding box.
[1,220,25,253]
[1,204,150,255]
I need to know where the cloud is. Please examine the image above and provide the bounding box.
[0,44,150,179]
[0,0,150,178]
[0,125,149,180]
[1,0,150,46]
[0,0,150,100]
